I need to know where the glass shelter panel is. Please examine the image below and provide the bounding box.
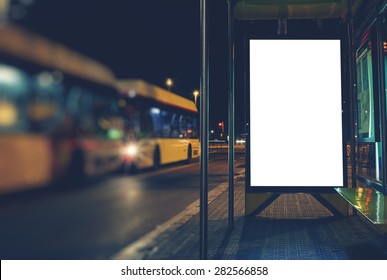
[355,36,383,185]
[356,44,375,141]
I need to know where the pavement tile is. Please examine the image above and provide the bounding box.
[130,176,387,260]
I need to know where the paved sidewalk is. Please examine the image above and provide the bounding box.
[114,171,387,260]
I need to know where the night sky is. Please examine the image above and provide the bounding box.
[8,0,343,135]
[10,0,235,132]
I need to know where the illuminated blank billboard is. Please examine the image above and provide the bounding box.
[249,40,343,187]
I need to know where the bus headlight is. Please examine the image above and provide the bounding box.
[125,143,138,157]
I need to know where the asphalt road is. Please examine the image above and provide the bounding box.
[0,151,245,259]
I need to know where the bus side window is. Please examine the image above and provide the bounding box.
[30,71,65,133]
[161,110,172,138]
[129,109,141,140]
[138,107,153,138]
[170,113,179,138]
[94,93,115,139]
[185,115,197,139]
[149,107,162,137]
[0,63,30,132]
[178,114,186,138]
[192,117,198,138]
[66,86,94,136]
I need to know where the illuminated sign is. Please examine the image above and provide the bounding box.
[249,40,343,187]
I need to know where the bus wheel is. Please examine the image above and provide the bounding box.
[186,145,192,163]
[153,146,160,170]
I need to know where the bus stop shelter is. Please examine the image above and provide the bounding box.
[199,0,387,259]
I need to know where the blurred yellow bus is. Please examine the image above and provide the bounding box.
[0,24,124,194]
[116,80,199,171]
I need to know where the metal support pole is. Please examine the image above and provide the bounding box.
[277,18,288,35]
[200,0,209,260]
[347,0,357,189]
[227,0,235,229]
[376,15,387,195]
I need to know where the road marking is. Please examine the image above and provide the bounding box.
[112,171,245,260]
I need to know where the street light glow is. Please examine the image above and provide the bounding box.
[165,78,173,91]
[193,90,199,106]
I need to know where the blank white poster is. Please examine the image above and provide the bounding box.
[249,40,343,187]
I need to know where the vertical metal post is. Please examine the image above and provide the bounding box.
[376,15,387,195]
[277,18,288,35]
[347,0,357,188]
[227,0,235,229]
[200,0,209,260]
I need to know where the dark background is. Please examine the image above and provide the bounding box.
[10,0,237,133]
[8,0,343,136]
